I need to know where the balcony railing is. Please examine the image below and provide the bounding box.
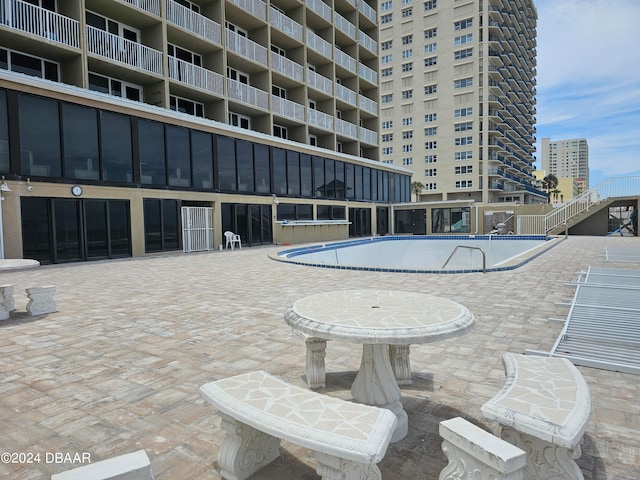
[358,94,377,115]
[226,30,268,66]
[227,79,269,110]
[166,0,221,44]
[306,0,332,23]
[358,63,377,85]
[359,126,378,146]
[1,0,80,48]
[227,0,266,21]
[306,29,332,59]
[336,118,357,139]
[269,7,303,42]
[335,83,357,106]
[358,31,377,55]
[272,96,305,122]
[122,0,160,16]
[358,0,377,24]
[334,48,356,74]
[168,57,224,96]
[334,12,356,39]
[306,70,333,96]
[86,26,163,75]
[307,109,333,131]
[270,53,304,82]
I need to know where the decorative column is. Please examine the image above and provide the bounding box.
[389,344,411,385]
[305,337,327,388]
[315,452,382,480]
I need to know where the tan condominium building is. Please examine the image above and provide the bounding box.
[379,0,545,204]
[540,137,590,187]
[0,0,414,264]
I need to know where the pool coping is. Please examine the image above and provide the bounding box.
[269,235,564,274]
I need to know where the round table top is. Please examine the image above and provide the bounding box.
[285,290,474,344]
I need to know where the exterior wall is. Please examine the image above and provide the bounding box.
[379,0,544,204]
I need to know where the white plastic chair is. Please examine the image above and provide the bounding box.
[224,231,242,250]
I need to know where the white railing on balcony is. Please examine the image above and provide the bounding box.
[270,53,304,82]
[166,0,221,44]
[306,0,332,23]
[334,12,356,39]
[123,0,160,16]
[272,96,305,122]
[269,7,303,42]
[358,0,377,24]
[168,57,224,95]
[358,94,377,115]
[226,29,268,66]
[334,48,357,74]
[306,29,332,59]
[227,0,266,21]
[307,109,333,131]
[1,0,80,48]
[336,118,357,139]
[86,25,163,75]
[358,62,377,85]
[335,83,357,106]
[227,79,269,110]
[358,31,377,55]
[307,70,333,96]
[359,126,378,146]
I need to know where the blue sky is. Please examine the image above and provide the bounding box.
[534,0,640,186]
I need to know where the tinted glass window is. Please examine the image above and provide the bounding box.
[272,147,286,195]
[334,161,345,198]
[236,140,254,192]
[325,159,335,197]
[21,197,51,263]
[300,154,312,197]
[85,200,108,258]
[254,144,270,193]
[144,199,162,252]
[62,103,100,180]
[216,136,236,191]
[345,163,355,200]
[191,130,213,189]
[100,111,133,182]
[0,90,8,173]
[313,156,324,197]
[163,200,179,250]
[286,151,300,196]
[363,167,371,201]
[19,94,61,177]
[354,165,363,200]
[166,125,191,187]
[54,199,81,262]
[109,200,131,256]
[139,120,166,185]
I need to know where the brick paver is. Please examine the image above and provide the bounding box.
[0,235,638,479]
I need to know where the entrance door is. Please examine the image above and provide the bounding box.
[182,206,215,252]
[222,203,272,246]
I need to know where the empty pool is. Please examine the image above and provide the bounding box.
[272,235,560,273]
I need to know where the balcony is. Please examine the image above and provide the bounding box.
[1,0,80,49]
[306,0,332,23]
[335,83,357,106]
[86,26,163,75]
[227,79,269,110]
[334,48,356,74]
[358,94,377,115]
[358,0,377,25]
[122,0,160,16]
[307,109,333,131]
[334,12,356,39]
[306,29,332,59]
[270,53,304,82]
[306,69,333,96]
[168,57,224,96]
[335,118,357,139]
[226,30,268,66]
[227,0,267,21]
[358,31,377,55]
[359,126,378,146]
[166,0,221,45]
[358,63,377,85]
[269,7,303,42]
[272,96,305,122]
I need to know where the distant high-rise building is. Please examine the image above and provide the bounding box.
[379,0,544,204]
[541,138,590,187]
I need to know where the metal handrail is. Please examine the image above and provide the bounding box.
[442,245,486,273]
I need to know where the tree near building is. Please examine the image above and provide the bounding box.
[411,181,424,202]
[542,174,559,203]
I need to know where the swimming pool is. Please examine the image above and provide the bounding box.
[272,235,561,273]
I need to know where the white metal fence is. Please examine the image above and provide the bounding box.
[182,207,215,253]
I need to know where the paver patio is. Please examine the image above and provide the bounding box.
[0,235,638,479]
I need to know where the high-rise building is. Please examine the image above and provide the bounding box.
[379,0,545,204]
[540,138,590,187]
[0,0,412,263]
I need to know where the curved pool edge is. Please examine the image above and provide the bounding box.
[269,235,564,274]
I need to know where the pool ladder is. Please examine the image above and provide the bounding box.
[441,245,487,273]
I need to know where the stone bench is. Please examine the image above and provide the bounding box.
[26,285,56,316]
[0,284,15,320]
[200,370,397,480]
[481,353,591,480]
[51,450,154,480]
[439,417,526,480]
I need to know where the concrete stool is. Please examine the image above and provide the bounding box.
[26,285,57,316]
[0,284,15,320]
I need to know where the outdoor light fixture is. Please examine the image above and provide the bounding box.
[26,178,33,191]
[0,176,10,193]
[272,194,280,205]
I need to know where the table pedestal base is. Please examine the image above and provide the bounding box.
[351,344,408,443]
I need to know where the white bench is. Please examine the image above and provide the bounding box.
[26,285,57,316]
[481,353,591,480]
[51,450,154,480]
[439,417,526,480]
[0,284,14,320]
[200,370,397,480]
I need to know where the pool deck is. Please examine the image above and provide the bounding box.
[0,235,639,479]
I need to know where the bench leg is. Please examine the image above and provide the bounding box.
[0,285,14,320]
[315,452,382,480]
[26,286,56,316]
[389,345,412,385]
[217,413,281,480]
[305,337,327,389]
[501,427,584,480]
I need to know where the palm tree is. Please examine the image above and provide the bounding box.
[542,174,559,203]
[411,181,424,202]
